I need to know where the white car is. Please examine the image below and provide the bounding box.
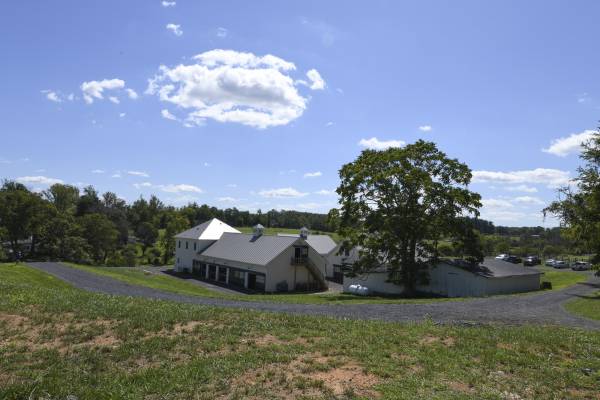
[495,254,509,260]
[545,259,556,267]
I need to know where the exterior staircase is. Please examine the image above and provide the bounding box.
[291,256,328,290]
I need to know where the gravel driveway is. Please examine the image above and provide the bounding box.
[27,262,600,330]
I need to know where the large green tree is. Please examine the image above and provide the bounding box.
[544,128,600,269]
[337,140,482,295]
[78,213,119,263]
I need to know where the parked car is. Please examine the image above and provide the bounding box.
[553,260,569,269]
[524,255,541,266]
[505,255,522,264]
[545,259,556,267]
[495,254,509,260]
[571,261,591,271]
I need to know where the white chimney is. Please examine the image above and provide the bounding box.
[300,226,309,239]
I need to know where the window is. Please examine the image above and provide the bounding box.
[178,241,181,248]
[200,263,207,277]
[177,257,180,264]
[185,241,188,249]
[193,242,197,251]
[229,269,245,287]
[208,264,217,280]
[218,267,227,282]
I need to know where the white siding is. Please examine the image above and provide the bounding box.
[175,239,215,272]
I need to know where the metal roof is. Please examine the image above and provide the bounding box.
[277,233,337,255]
[174,218,240,240]
[198,232,300,266]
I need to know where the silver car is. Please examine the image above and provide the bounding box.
[553,260,569,269]
[571,261,591,271]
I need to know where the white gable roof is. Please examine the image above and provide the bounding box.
[174,218,241,240]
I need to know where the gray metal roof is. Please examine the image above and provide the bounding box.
[277,234,337,255]
[446,257,543,278]
[198,232,300,266]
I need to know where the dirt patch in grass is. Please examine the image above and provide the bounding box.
[447,380,474,394]
[227,352,381,399]
[0,312,121,354]
[419,334,455,347]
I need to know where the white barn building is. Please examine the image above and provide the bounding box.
[174,219,330,292]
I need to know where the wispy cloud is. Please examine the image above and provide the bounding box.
[358,137,405,150]
[303,171,322,178]
[542,129,597,157]
[216,27,228,38]
[259,187,308,198]
[472,168,570,188]
[127,170,150,178]
[166,23,183,36]
[91,169,105,174]
[16,176,63,186]
[418,125,432,132]
[161,1,176,7]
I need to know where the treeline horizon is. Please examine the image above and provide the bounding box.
[0,180,572,266]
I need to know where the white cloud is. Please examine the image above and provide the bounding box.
[358,137,405,150]
[16,176,63,186]
[296,202,324,210]
[542,130,597,157]
[259,187,308,198]
[513,196,545,206]
[226,183,237,188]
[127,170,150,178]
[303,171,322,178]
[217,196,237,202]
[67,93,75,101]
[91,169,105,174]
[325,121,334,127]
[314,189,335,196]
[203,162,211,167]
[504,185,538,193]
[119,112,126,118]
[126,88,138,99]
[161,1,176,6]
[472,168,570,188]
[111,172,122,178]
[161,109,177,120]
[133,182,153,189]
[419,125,432,132]
[166,23,183,36]
[482,198,514,209]
[44,90,62,103]
[108,96,120,104]
[216,27,228,38]
[158,184,203,193]
[80,78,125,104]
[146,49,314,129]
[306,69,325,90]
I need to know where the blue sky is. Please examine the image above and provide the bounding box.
[1,0,599,226]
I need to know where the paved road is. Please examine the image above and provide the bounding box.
[28,262,600,330]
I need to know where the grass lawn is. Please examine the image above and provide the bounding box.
[1,263,600,399]
[236,226,341,242]
[537,266,588,290]
[565,290,600,321]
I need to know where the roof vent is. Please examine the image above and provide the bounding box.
[300,226,309,239]
[253,224,264,238]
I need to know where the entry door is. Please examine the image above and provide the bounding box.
[248,273,257,289]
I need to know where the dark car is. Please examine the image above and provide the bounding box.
[505,255,522,264]
[523,256,541,266]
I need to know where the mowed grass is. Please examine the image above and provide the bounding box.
[565,290,600,321]
[537,266,588,290]
[1,263,600,399]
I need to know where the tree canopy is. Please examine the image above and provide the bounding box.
[337,140,482,294]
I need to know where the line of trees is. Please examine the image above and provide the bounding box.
[0,181,336,266]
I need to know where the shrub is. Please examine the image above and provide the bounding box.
[541,281,552,290]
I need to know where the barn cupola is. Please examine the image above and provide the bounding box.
[253,224,265,239]
[300,226,310,239]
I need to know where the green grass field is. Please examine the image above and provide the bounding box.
[537,266,588,290]
[1,263,599,399]
[565,290,600,321]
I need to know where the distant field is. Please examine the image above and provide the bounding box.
[1,263,600,399]
[236,226,341,242]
